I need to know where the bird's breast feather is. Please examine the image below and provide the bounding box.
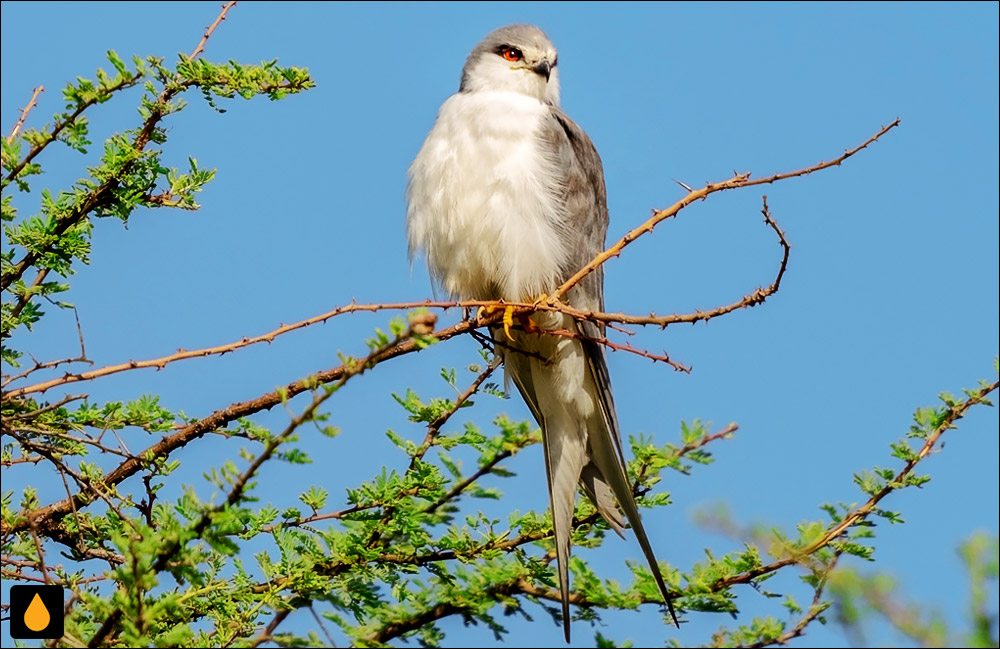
[406,91,571,301]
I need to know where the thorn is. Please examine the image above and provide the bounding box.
[673,178,693,192]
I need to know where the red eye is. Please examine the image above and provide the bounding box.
[502,48,522,62]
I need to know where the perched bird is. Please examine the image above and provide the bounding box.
[406,24,678,640]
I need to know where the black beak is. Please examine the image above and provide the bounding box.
[532,60,551,81]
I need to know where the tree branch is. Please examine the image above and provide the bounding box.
[802,380,998,556]
[2,74,142,187]
[549,119,898,303]
[86,325,408,648]
[188,2,238,61]
[4,317,460,537]
[4,192,787,399]
[5,85,43,144]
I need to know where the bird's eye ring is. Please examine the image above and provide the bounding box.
[501,47,523,62]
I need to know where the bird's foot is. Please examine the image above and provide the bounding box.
[476,303,518,341]
[517,293,550,335]
[517,313,542,336]
[475,304,494,324]
[477,294,548,341]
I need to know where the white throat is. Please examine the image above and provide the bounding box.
[462,56,561,105]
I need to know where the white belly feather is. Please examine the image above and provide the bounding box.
[406,90,568,301]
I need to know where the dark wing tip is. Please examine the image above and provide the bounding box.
[666,595,680,628]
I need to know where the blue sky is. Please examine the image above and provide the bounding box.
[2,1,998,647]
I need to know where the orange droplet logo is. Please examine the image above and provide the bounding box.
[24,592,51,632]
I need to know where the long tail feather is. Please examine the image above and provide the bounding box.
[539,420,586,642]
[587,408,680,627]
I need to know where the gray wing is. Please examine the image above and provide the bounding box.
[542,106,624,455]
[531,105,680,631]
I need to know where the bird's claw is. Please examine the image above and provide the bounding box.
[476,304,517,341]
[502,306,516,341]
[477,297,545,341]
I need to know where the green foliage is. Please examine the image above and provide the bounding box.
[960,533,1000,648]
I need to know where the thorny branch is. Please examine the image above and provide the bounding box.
[5,85,43,144]
[4,111,826,399]
[6,183,795,397]
[694,381,1000,599]
[550,119,898,303]
[188,2,238,61]
[260,357,501,534]
[0,3,244,292]
[2,74,143,188]
[802,380,999,556]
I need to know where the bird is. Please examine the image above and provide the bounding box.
[405,24,679,641]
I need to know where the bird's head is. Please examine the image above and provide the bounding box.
[459,24,560,105]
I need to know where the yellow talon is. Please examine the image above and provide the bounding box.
[476,303,499,323]
[477,299,544,340]
[502,305,516,341]
[476,303,515,340]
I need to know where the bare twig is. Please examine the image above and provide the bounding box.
[10,393,86,420]
[2,354,91,390]
[3,75,141,186]
[246,608,290,649]
[5,86,43,144]
[188,2,238,61]
[309,605,337,648]
[547,327,691,372]
[550,119,898,302]
[4,301,467,398]
[29,526,51,585]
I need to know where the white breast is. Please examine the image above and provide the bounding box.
[406,90,568,301]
